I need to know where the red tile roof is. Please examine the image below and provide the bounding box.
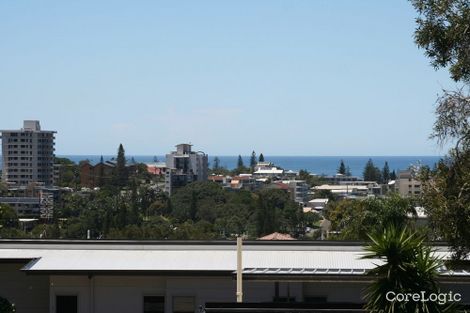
[258,232,296,240]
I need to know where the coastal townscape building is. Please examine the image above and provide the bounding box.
[0,121,58,218]
[80,161,115,188]
[0,240,469,313]
[396,169,422,197]
[164,144,208,195]
[0,120,56,187]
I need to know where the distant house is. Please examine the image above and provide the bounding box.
[79,161,115,188]
[312,184,369,198]
[258,232,296,240]
[408,206,428,227]
[208,175,231,186]
[146,162,167,176]
[230,175,256,190]
[254,161,273,171]
[307,198,329,211]
[253,167,284,177]
[267,181,289,191]
[322,174,360,185]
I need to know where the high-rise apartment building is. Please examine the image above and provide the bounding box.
[165,143,208,195]
[0,120,56,186]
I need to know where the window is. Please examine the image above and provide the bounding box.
[173,296,195,313]
[304,296,327,303]
[144,296,165,313]
[56,295,77,313]
[273,296,296,303]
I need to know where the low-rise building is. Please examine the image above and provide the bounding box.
[312,184,369,198]
[322,174,360,185]
[0,196,41,216]
[146,162,168,176]
[307,198,329,211]
[283,180,309,204]
[396,169,422,197]
[208,175,231,186]
[0,240,469,313]
[230,174,256,190]
[79,161,115,188]
[0,189,54,218]
[253,167,284,178]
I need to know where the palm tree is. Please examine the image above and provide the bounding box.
[0,296,15,313]
[362,226,457,313]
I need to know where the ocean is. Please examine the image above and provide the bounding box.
[46,155,442,177]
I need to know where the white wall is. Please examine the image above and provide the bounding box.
[49,275,304,313]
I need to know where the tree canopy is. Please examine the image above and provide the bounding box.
[115,144,128,187]
[337,160,346,175]
[411,0,470,259]
[411,0,470,82]
[325,195,417,240]
[363,159,382,182]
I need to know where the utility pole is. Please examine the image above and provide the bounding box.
[236,237,243,303]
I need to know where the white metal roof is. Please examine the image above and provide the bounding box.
[254,168,284,175]
[0,241,454,274]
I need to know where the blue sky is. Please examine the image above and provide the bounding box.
[0,1,459,156]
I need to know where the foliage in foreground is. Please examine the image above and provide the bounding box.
[0,297,15,313]
[363,227,457,313]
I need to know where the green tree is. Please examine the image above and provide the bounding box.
[390,170,397,180]
[170,182,225,222]
[418,89,470,259]
[325,195,416,240]
[0,296,16,313]
[411,0,470,83]
[363,159,382,182]
[115,144,128,187]
[250,151,257,170]
[299,170,327,187]
[410,0,470,259]
[382,161,390,182]
[337,160,346,175]
[237,155,244,168]
[54,157,79,187]
[128,180,140,225]
[212,157,220,170]
[189,190,198,221]
[362,226,456,312]
[421,153,470,259]
[258,153,265,162]
[0,204,18,229]
[255,189,302,237]
[0,182,8,196]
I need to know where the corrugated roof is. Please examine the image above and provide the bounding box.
[241,268,368,275]
[0,241,456,275]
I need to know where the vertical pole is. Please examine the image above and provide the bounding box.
[236,236,243,303]
[89,275,94,313]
